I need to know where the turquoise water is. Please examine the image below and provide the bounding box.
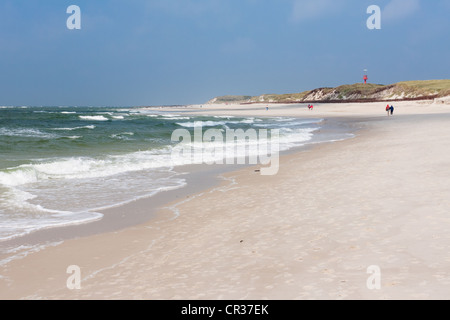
[0,106,324,241]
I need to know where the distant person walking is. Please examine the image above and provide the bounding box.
[308,104,314,111]
[386,104,390,116]
[390,105,394,116]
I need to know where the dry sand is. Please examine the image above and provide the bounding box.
[1,100,450,300]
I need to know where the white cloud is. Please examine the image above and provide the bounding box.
[383,0,421,22]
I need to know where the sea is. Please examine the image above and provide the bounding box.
[0,106,351,243]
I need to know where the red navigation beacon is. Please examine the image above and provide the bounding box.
[363,69,368,84]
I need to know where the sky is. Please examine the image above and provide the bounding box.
[0,0,449,106]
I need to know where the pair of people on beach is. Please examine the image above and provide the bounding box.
[308,104,314,110]
[386,104,394,116]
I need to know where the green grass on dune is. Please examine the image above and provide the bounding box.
[212,95,253,103]
[395,80,450,97]
[209,80,450,103]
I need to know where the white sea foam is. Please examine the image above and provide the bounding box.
[0,117,321,190]
[110,132,134,140]
[0,208,103,242]
[0,128,58,139]
[176,120,227,128]
[0,127,312,188]
[52,125,95,131]
[0,168,40,186]
[213,115,235,118]
[238,118,255,124]
[79,115,109,121]
[0,149,174,188]
[176,118,258,128]
[0,185,104,241]
[0,242,64,266]
[161,114,181,117]
[0,170,185,241]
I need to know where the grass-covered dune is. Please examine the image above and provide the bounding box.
[208,80,450,104]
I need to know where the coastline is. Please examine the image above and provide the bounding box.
[2,101,450,299]
[0,112,347,255]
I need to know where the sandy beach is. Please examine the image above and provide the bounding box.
[2,100,450,300]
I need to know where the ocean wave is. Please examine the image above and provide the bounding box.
[175,118,255,128]
[0,117,321,188]
[79,115,109,121]
[0,172,186,241]
[176,121,226,128]
[213,115,235,119]
[237,118,255,124]
[0,128,59,139]
[52,125,96,131]
[110,132,135,140]
[0,149,175,187]
[0,127,311,187]
[0,184,103,241]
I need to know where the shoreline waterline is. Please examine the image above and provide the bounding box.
[0,112,357,266]
[0,107,326,242]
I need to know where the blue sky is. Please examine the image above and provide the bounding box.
[0,0,449,106]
